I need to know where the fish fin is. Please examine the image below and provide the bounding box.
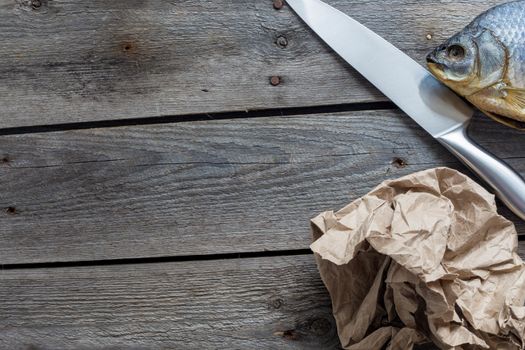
[479,108,525,130]
[473,30,506,87]
[502,87,525,112]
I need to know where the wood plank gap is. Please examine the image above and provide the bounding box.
[0,249,314,270]
[0,101,396,136]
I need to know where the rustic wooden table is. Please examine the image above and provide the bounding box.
[1,0,524,348]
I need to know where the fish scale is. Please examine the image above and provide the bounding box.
[469,1,525,87]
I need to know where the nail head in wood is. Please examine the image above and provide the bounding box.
[270,76,281,86]
[31,0,42,9]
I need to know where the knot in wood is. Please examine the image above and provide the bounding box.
[274,329,299,340]
[276,35,288,48]
[121,42,135,53]
[5,206,17,215]
[309,317,332,336]
[269,297,283,309]
[392,157,408,168]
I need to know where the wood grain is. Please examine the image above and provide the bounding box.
[2,109,525,264]
[2,1,523,348]
[0,255,341,350]
[0,0,506,128]
[1,249,524,349]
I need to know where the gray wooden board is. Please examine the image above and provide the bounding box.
[0,0,507,128]
[0,255,340,350]
[2,250,525,349]
[2,109,525,264]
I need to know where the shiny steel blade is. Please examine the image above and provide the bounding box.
[287,0,474,137]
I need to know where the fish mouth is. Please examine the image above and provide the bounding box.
[426,53,439,64]
[427,62,443,78]
[426,53,444,71]
[426,54,444,77]
[427,62,442,72]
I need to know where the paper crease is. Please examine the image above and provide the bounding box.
[311,167,525,349]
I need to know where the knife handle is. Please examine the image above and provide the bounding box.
[437,123,525,220]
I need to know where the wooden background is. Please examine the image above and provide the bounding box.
[1,0,524,348]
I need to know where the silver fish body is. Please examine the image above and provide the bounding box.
[427,1,525,128]
[471,2,525,84]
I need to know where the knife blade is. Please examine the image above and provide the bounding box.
[287,0,525,220]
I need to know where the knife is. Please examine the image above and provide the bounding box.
[287,0,525,220]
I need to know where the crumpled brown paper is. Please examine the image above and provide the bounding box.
[311,167,525,349]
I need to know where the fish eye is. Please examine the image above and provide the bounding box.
[447,45,465,61]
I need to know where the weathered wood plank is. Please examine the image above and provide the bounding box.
[1,247,524,349]
[0,255,340,350]
[0,0,506,128]
[2,109,525,264]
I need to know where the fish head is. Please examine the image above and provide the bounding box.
[426,32,478,90]
[427,30,507,96]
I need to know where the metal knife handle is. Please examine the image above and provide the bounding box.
[437,123,525,220]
